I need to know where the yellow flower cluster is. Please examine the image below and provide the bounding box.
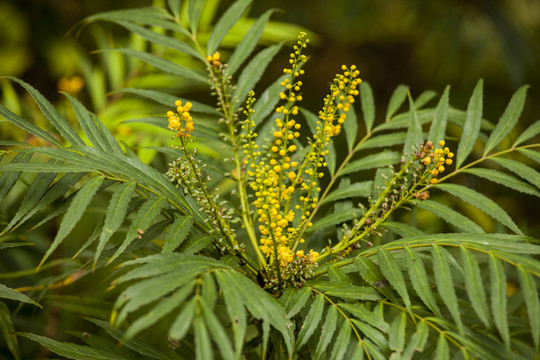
[207,52,221,67]
[167,100,193,137]
[422,140,454,184]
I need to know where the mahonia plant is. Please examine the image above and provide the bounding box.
[1,2,540,360]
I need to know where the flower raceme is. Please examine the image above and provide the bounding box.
[167,100,193,137]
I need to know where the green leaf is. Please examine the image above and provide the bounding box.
[375,108,434,132]
[207,0,252,55]
[517,265,540,349]
[427,85,450,144]
[416,199,485,233]
[201,301,235,360]
[518,148,540,164]
[456,79,483,168]
[489,253,509,347]
[513,119,540,147]
[403,92,422,155]
[460,247,490,328]
[328,266,351,284]
[18,332,126,360]
[360,81,375,132]
[0,302,20,360]
[431,244,463,334]
[116,21,202,59]
[314,305,338,360]
[435,333,449,360]
[0,104,62,147]
[108,48,207,83]
[0,162,92,173]
[284,286,312,318]
[194,315,213,360]
[355,132,407,152]
[354,257,396,300]
[38,175,105,269]
[484,85,529,155]
[404,246,440,315]
[0,284,41,307]
[385,84,408,121]
[321,181,372,205]
[490,157,540,190]
[306,208,362,233]
[188,0,205,33]
[463,167,540,197]
[63,93,109,151]
[389,311,406,352]
[378,248,411,311]
[340,151,401,176]
[227,9,274,75]
[414,90,437,109]
[109,196,167,263]
[94,182,137,269]
[309,281,382,301]
[177,234,212,255]
[0,153,32,204]
[381,222,425,237]
[6,77,85,146]
[295,294,324,349]
[167,0,181,20]
[338,302,390,333]
[329,320,352,360]
[436,183,523,235]
[169,297,197,341]
[343,106,359,152]
[201,273,217,309]
[351,320,389,353]
[83,6,178,31]
[233,43,282,109]
[162,216,194,253]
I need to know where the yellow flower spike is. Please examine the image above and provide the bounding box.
[175,100,182,107]
[296,250,304,258]
[438,165,445,172]
[448,152,454,158]
[439,140,445,147]
[446,159,453,165]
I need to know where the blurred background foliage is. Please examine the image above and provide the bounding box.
[1,0,539,357]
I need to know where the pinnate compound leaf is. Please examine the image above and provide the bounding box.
[6,77,85,146]
[517,265,540,349]
[109,196,167,263]
[338,302,390,333]
[0,104,61,147]
[385,84,408,121]
[352,320,389,354]
[416,199,484,233]
[314,305,338,360]
[227,9,274,75]
[329,320,352,360]
[94,182,137,268]
[489,253,510,347]
[162,216,194,253]
[233,43,282,110]
[513,119,540,147]
[403,92,422,155]
[404,247,440,316]
[431,244,463,334]
[296,293,324,349]
[427,85,450,144]
[39,175,105,269]
[490,157,540,190]
[456,79,483,168]
[18,332,126,360]
[354,257,396,300]
[340,151,401,176]
[436,183,523,235]
[207,0,252,55]
[463,167,540,197]
[484,85,529,155]
[518,148,540,164]
[360,81,375,132]
[460,247,490,328]
[321,181,372,205]
[378,248,411,311]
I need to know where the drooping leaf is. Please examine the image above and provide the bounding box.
[360,81,375,132]
[38,175,105,269]
[314,305,338,360]
[484,85,529,155]
[233,43,283,110]
[435,333,449,360]
[108,48,207,83]
[194,315,213,360]
[162,216,194,253]
[490,157,540,190]
[431,244,463,333]
[460,246,490,328]
[200,301,235,360]
[0,284,41,307]
[207,0,252,55]
[489,253,509,347]
[295,293,324,349]
[167,0,181,20]
[385,84,408,121]
[427,85,450,144]
[169,297,197,341]
[0,105,62,147]
[321,181,372,205]
[94,182,137,268]
[227,9,274,75]
[513,119,540,147]
[403,92,422,155]
[6,77,85,146]
[404,246,440,315]
[463,167,540,197]
[378,248,411,311]
[456,79,483,168]
[416,199,484,233]
[352,320,389,354]
[389,311,406,353]
[0,153,32,204]
[436,183,522,235]
[517,265,540,349]
[340,151,401,176]
[0,302,20,360]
